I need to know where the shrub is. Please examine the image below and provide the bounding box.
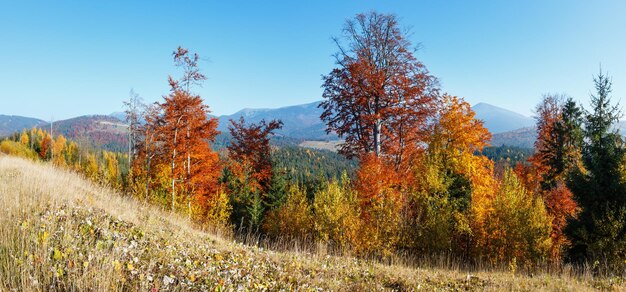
[313,178,360,253]
[263,185,313,239]
[0,140,38,160]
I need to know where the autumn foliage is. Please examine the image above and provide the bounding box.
[2,127,127,189]
[227,118,283,194]
[3,14,625,273]
[128,47,223,225]
[320,12,438,173]
[515,94,580,260]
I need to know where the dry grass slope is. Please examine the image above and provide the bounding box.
[0,155,622,291]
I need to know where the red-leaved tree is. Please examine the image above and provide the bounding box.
[227,117,283,194]
[320,12,439,172]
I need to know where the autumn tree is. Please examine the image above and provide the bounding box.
[525,94,581,260]
[227,117,283,194]
[412,95,493,255]
[82,153,99,181]
[313,176,361,253]
[351,153,404,257]
[530,94,583,189]
[123,89,144,183]
[159,47,221,218]
[130,47,222,224]
[428,95,492,181]
[39,133,51,160]
[51,134,67,167]
[102,151,120,188]
[529,94,564,191]
[263,185,314,240]
[226,117,282,230]
[19,129,29,147]
[320,11,438,171]
[479,167,552,267]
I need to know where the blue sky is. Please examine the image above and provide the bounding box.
[1,1,626,120]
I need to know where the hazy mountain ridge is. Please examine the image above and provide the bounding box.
[216,100,539,141]
[471,102,535,134]
[216,101,334,140]
[0,115,47,137]
[0,101,567,149]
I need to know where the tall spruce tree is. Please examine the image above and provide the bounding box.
[567,71,626,266]
[557,98,584,170]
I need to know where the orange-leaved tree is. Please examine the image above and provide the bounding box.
[134,47,222,224]
[162,47,221,218]
[320,11,438,172]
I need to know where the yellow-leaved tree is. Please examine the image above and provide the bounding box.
[313,177,361,254]
[417,94,494,255]
[263,185,313,240]
[478,167,552,267]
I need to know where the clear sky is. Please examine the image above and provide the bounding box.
[2,1,626,120]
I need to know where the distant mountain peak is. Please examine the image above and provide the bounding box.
[471,102,534,134]
[216,100,330,140]
[472,102,491,108]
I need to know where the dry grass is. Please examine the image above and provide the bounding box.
[0,154,623,290]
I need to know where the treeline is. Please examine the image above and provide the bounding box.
[480,145,534,168]
[1,128,128,189]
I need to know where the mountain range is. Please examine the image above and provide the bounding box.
[0,101,543,149]
[216,101,333,140]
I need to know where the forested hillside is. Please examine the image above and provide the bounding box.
[272,146,357,189]
[0,115,46,137]
[40,115,129,152]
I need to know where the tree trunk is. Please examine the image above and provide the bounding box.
[145,155,151,202]
[374,119,381,156]
[171,127,178,212]
[128,131,132,170]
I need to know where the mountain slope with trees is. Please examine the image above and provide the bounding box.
[0,115,46,137]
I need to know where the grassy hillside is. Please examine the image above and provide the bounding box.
[0,155,621,290]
